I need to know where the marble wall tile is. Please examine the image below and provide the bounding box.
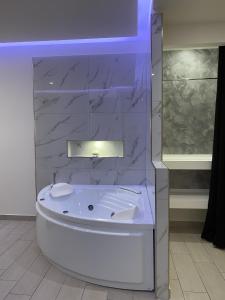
[53,168,91,185]
[35,113,90,145]
[155,166,169,300]
[163,79,216,154]
[89,89,120,113]
[152,101,162,160]
[34,92,90,115]
[151,15,163,104]
[151,13,163,162]
[34,53,149,190]
[88,54,135,89]
[119,113,146,170]
[116,170,146,185]
[163,49,218,81]
[156,166,169,200]
[119,86,147,113]
[152,14,169,300]
[90,113,123,140]
[33,56,89,91]
[33,54,136,91]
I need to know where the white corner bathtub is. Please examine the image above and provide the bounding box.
[36,185,154,290]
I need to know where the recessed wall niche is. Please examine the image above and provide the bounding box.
[67,140,124,158]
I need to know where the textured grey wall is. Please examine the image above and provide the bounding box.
[33,54,149,191]
[163,49,218,154]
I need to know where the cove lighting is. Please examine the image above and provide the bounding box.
[0,0,152,48]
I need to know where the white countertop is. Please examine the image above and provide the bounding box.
[163,154,212,170]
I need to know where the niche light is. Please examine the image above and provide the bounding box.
[0,0,152,48]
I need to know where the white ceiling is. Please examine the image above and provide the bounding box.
[0,0,137,42]
[155,0,225,25]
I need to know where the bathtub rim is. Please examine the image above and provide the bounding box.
[37,184,154,229]
[36,201,154,230]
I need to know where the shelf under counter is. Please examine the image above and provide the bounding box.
[170,189,209,210]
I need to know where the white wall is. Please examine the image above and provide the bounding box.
[0,52,35,215]
[164,21,225,49]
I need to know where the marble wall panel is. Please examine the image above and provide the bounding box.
[33,53,148,191]
[151,14,169,300]
[34,92,90,115]
[33,54,135,91]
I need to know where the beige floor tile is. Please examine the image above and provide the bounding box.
[4,294,31,300]
[20,226,36,241]
[56,276,85,300]
[1,241,40,281]
[0,280,16,300]
[107,288,133,300]
[172,253,205,292]
[5,222,34,243]
[170,255,178,280]
[182,234,203,243]
[0,222,18,239]
[183,292,210,300]
[204,243,225,273]
[170,233,185,242]
[222,273,225,280]
[170,279,184,300]
[133,291,156,299]
[30,266,66,300]
[0,227,25,258]
[196,261,225,300]
[82,284,107,300]
[0,240,31,269]
[170,241,189,254]
[186,242,211,262]
[11,255,50,296]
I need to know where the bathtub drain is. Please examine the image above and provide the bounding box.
[88,205,94,211]
[63,210,68,214]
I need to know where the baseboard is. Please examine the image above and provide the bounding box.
[170,221,204,233]
[0,215,36,221]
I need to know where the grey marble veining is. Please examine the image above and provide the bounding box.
[150,14,169,300]
[33,54,136,91]
[33,53,149,191]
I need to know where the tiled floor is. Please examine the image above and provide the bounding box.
[0,220,224,300]
[170,232,225,300]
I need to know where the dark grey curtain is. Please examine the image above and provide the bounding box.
[201,46,225,248]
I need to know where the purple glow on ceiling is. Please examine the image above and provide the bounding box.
[0,0,152,48]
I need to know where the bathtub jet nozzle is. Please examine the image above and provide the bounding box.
[88,205,94,211]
